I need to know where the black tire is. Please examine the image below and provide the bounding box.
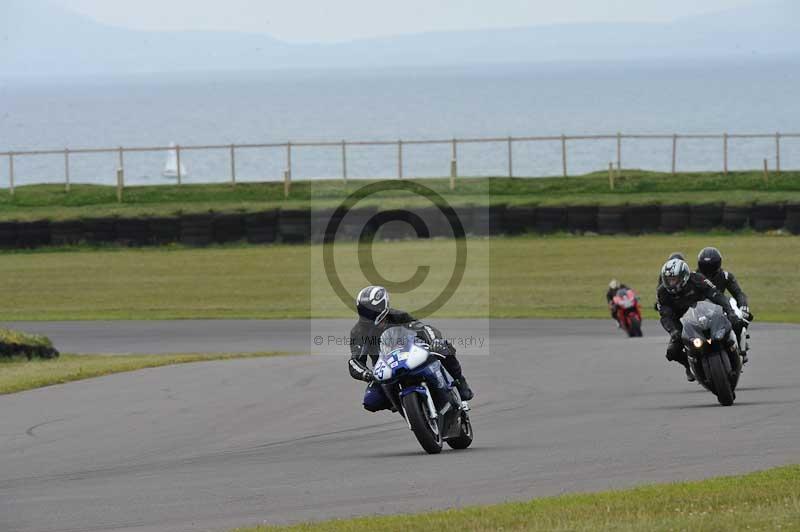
[446,411,473,450]
[708,352,735,406]
[629,316,643,337]
[402,393,442,454]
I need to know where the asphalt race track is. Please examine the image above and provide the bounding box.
[1,319,799,532]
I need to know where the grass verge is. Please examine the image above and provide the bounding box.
[233,464,800,532]
[0,234,797,322]
[0,352,286,395]
[0,170,798,221]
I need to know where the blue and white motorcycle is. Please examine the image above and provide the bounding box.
[373,326,473,454]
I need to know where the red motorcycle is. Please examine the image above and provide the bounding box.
[612,288,643,337]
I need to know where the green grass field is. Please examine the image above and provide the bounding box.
[0,234,796,322]
[233,464,800,532]
[0,170,798,221]
[0,352,285,395]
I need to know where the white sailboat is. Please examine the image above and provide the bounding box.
[162,142,187,178]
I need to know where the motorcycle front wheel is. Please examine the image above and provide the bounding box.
[402,393,443,454]
[708,352,735,406]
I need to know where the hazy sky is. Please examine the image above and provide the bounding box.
[55,0,764,42]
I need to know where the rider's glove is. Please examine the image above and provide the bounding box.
[740,305,751,319]
[669,330,681,343]
[429,338,452,356]
[362,369,374,383]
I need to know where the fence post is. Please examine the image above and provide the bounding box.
[230,144,236,186]
[616,132,622,173]
[176,145,182,186]
[723,133,728,175]
[341,140,347,185]
[561,135,568,177]
[608,162,615,191]
[671,134,677,175]
[8,153,14,197]
[776,132,781,175]
[398,139,403,178]
[64,148,70,192]
[283,169,291,198]
[450,159,457,191]
[116,167,124,202]
[286,142,292,181]
[118,146,124,176]
[763,158,769,184]
[507,136,513,178]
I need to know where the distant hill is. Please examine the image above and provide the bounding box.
[1,0,798,78]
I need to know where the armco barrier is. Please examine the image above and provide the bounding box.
[17,220,51,248]
[750,204,785,231]
[504,205,536,235]
[244,211,278,244]
[83,218,116,244]
[213,213,246,244]
[566,206,598,233]
[278,209,311,243]
[660,205,690,233]
[689,204,724,232]
[722,205,750,230]
[785,204,800,234]
[0,221,18,248]
[597,206,627,234]
[626,205,661,234]
[0,203,792,250]
[149,217,181,244]
[51,220,84,246]
[534,207,566,233]
[180,213,214,246]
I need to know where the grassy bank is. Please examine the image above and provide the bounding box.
[0,234,797,322]
[233,464,800,532]
[0,170,798,221]
[0,352,286,395]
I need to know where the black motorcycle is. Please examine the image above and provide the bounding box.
[681,301,742,406]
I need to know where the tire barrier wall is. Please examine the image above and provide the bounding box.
[1,204,796,250]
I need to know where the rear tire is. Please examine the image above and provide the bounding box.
[402,393,443,454]
[709,352,735,406]
[446,412,473,450]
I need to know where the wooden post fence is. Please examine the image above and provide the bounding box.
[341,140,347,184]
[8,153,14,197]
[723,133,728,175]
[608,162,615,190]
[398,140,403,178]
[283,169,291,198]
[116,167,124,202]
[64,148,70,192]
[672,134,678,175]
[286,142,292,182]
[616,132,622,172]
[230,145,236,185]
[176,145,182,185]
[507,136,513,178]
[776,132,781,175]
[561,135,568,177]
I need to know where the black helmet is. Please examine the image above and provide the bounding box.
[356,285,390,325]
[661,258,691,294]
[697,247,722,277]
[667,252,686,262]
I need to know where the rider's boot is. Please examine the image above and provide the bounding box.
[684,363,696,382]
[442,355,474,401]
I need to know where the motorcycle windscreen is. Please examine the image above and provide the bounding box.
[378,326,430,370]
[614,289,636,309]
[680,300,730,340]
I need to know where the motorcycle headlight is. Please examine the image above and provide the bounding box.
[692,338,704,349]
